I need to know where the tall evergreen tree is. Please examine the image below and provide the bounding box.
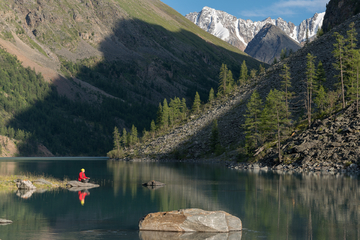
[130,124,138,146]
[161,99,169,129]
[156,103,163,129]
[150,120,156,138]
[122,128,128,147]
[192,91,201,114]
[243,90,263,152]
[315,61,326,83]
[333,32,346,109]
[210,120,220,152]
[218,63,228,96]
[261,89,290,162]
[113,126,121,154]
[345,22,358,102]
[180,98,187,120]
[259,64,266,76]
[279,64,292,116]
[208,88,214,103]
[239,60,248,85]
[305,53,317,127]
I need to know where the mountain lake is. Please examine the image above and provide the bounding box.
[0,158,359,239]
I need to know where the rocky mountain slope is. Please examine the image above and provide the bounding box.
[185,6,325,51]
[0,0,262,127]
[0,0,265,156]
[244,24,302,64]
[129,12,360,171]
[323,0,360,32]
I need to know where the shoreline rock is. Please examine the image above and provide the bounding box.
[0,218,12,225]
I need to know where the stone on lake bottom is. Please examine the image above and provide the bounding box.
[139,230,242,240]
[139,208,242,233]
[142,180,165,187]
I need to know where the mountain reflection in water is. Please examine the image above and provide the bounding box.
[0,159,359,240]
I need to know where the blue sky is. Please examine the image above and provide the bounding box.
[161,0,330,25]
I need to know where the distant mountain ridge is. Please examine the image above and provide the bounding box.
[244,23,302,64]
[185,6,325,51]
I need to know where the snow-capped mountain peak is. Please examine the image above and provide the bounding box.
[185,7,325,51]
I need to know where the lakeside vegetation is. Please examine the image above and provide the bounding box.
[0,174,67,191]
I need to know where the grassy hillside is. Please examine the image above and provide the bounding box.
[0,0,265,156]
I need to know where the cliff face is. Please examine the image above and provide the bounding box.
[323,0,360,32]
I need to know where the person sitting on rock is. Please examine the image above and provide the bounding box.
[78,168,90,183]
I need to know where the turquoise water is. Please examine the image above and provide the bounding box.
[0,158,359,239]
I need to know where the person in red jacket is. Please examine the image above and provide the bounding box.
[78,168,90,183]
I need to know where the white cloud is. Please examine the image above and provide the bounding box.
[241,0,329,19]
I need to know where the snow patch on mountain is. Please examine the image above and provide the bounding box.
[185,7,325,51]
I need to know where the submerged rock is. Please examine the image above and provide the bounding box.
[0,218,12,225]
[139,231,242,240]
[142,180,165,187]
[139,208,242,232]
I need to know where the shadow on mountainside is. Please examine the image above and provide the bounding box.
[4,17,262,156]
[137,14,360,162]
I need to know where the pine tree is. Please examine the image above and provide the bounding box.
[333,32,346,109]
[345,22,358,102]
[113,127,121,154]
[226,69,234,93]
[314,85,327,114]
[156,103,163,129]
[131,125,138,145]
[279,64,292,116]
[239,60,248,85]
[208,88,214,103]
[122,128,128,147]
[305,53,317,127]
[218,63,228,96]
[250,69,257,80]
[354,49,360,112]
[280,48,287,60]
[243,90,263,152]
[180,98,187,120]
[315,61,326,83]
[210,120,220,151]
[192,91,201,113]
[150,120,156,138]
[259,64,265,75]
[261,89,290,162]
[272,57,278,65]
[161,99,169,129]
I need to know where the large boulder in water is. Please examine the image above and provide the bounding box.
[139,208,242,233]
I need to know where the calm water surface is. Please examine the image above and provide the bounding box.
[0,158,359,240]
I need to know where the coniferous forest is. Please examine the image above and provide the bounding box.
[0,47,156,156]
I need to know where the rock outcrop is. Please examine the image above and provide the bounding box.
[139,209,242,232]
[66,181,99,191]
[323,0,360,32]
[15,179,36,190]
